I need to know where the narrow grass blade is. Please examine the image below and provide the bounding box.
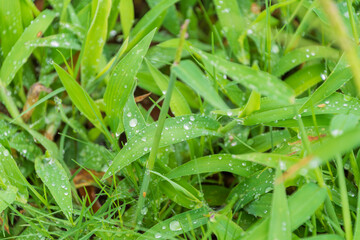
[272,46,339,77]
[102,115,221,179]
[0,0,23,57]
[213,0,248,63]
[209,214,244,240]
[302,235,344,240]
[80,0,111,88]
[104,29,155,132]
[0,144,28,203]
[166,154,264,179]
[119,0,134,39]
[173,60,229,109]
[243,93,360,126]
[53,63,108,137]
[35,156,73,220]
[146,58,191,116]
[284,64,325,96]
[25,33,81,50]
[0,10,56,86]
[243,183,327,240]
[282,125,360,182]
[190,47,295,104]
[137,207,209,240]
[268,168,291,240]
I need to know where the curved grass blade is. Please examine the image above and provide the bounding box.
[166,154,262,179]
[243,183,327,240]
[35,156,72,220]
[104,29,155,132]
[268,168,291,240]
[0,10,56,86]
[173,60,229,110]
[80,0,111,88]
[272,46,339,77]
[190,47,295,104]
[102,115,221,179]
[146,58,191,116]
[129,0,178,49]
[137,207,209,240]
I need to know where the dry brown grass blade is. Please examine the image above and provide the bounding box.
[21,83,51,122]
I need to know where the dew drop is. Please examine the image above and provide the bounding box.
[169,221,182,231]
[129,119,138,128]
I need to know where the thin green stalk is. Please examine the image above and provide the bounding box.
[354,177,360,239]
[346,0,358,43]
[135,20,190,228]
[335,154,353,240]
[265,0,272,72]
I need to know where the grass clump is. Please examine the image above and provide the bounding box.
[1,0,360,239]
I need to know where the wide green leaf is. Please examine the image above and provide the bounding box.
[102,115,221,179]
[35,156,72,220]
[0,10,56,86]
[173,60,229,110]
[104,29,155,132]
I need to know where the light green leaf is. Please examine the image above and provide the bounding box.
[81,0,111,88]
[0,143,28,203]
[330,114,359,137]
[102,115,221,179]
[173,60,229,110]
[35,156,72,220]
[191,47,295,103]
[25,33,81,50]
[268,168,291,240]
[123,93,147,139]
[0,186,17,214]
[104,29,155,132]
[119,0,134,38]
[0,10,56,86]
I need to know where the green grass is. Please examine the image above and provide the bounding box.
[1,0,360,239]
